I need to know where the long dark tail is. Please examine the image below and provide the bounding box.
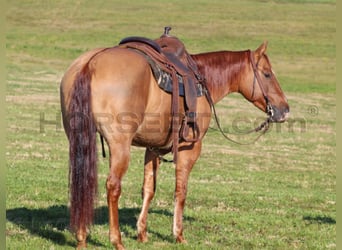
[68,63,98,232]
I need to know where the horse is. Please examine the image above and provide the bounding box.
[60,39,289,249]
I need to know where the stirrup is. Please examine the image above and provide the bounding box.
[181,112,200,142]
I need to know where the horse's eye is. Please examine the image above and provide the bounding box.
[264,72,271,78]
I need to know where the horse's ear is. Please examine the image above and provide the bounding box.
[254,41,268,62]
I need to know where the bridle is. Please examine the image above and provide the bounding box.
[205,50,274,145]
[249,50,274,119]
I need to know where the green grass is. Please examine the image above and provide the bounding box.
[6,0,335,249]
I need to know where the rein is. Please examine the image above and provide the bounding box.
[205,90,270,145]
[204,50,273,145]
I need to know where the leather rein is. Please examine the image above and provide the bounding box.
[205,50,273,145]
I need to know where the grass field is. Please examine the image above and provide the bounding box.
[6,0,336,249]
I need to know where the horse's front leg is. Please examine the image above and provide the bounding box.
[106,140,131,250]
[173,140,202,243]
[137,148,160,242]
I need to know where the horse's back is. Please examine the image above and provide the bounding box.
[90,48,152,107]
[61,47,152,107]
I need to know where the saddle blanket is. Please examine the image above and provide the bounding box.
[154,67,204,97]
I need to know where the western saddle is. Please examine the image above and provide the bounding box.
[119,27,206,161]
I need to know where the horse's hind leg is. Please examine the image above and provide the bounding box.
[173,141,202,243]
[137,148,160,242]
[106,140,131,250]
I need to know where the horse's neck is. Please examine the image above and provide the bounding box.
[192,50,250,103]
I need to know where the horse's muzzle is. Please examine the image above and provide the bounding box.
[269,105,290,123]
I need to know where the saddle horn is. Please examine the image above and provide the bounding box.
[164,26,172,36]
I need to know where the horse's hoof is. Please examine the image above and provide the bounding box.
[76,241,87,249]
[137,232,148,243]
[176,236,187,244]
[115,243,125,250]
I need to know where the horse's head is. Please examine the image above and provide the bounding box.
[240,41,290,123]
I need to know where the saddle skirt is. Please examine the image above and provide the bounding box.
[140,50,205,97]
[119,29,205,98]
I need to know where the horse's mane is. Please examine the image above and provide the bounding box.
[192,50,250,99]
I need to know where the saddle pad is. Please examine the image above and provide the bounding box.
[156,69,204,97]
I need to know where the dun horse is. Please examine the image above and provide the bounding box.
[60,32,289,249]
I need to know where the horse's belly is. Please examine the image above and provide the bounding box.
[132,112,173,148]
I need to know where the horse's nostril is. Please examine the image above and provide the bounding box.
[284,112,290,120]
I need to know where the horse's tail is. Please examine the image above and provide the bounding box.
[68,61,98,233]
